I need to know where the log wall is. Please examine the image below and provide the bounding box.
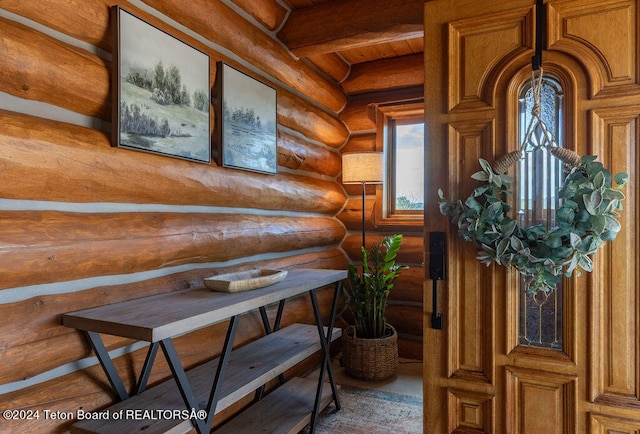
[0,1,348,432]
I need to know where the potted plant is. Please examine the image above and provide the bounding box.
[342,234,408,381]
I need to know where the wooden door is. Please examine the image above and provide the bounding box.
[423,0,640,432]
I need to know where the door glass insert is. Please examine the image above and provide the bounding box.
[517,74,564,350]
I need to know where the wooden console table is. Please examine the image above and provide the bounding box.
[63,268,346,434]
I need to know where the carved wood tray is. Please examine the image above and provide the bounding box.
[204,269,288,292]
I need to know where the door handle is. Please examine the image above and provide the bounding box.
[429,232,446,329]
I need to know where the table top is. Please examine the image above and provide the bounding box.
[62,268,346,342]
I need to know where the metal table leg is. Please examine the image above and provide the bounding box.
[135,342,159,394]
[86,334,162,399]
[160,338,208,434]
[258,299,285,334]
[308,280,342,433]
[256,300,287,401]
[86,331,129,401]
[159,315,240,434]
[205,315,240,427]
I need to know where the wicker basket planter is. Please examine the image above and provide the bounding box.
[342,324,398,381]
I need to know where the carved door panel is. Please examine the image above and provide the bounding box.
[423,1,640,432]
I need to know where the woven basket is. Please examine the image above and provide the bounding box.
[342,325,398,381]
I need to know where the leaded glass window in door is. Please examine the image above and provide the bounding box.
[517,74,564,350]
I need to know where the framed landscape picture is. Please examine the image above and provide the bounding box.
[112,6,211,163]
[216,63,278,175]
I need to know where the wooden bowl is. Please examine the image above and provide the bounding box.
[204,269,288,292]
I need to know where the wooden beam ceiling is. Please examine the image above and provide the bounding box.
[277,0,424,58]
[342,53,424,94]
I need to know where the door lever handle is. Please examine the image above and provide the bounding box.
[429,232,446,329]
[431,280,443,329]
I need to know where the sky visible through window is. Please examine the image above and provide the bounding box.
[395,122,424,210]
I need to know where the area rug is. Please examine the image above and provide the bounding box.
[306,386,423,434]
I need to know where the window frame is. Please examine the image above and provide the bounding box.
[373,100,425,229]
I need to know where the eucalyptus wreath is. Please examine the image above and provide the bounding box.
[438,155,628,294]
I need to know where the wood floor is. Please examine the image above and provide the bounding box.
[330,357,423,399]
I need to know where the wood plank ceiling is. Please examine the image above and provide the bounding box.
[276,0,424,96]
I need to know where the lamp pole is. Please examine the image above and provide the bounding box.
[361,181,366,248]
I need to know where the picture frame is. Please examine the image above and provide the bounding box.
[111,6,211,163]
[216,62,278,175]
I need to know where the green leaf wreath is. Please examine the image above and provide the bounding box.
[439,154,628,294]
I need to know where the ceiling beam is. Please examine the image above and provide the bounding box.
[342,53,424,95]
[277,0,424,58]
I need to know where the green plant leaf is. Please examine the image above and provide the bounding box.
[569,232,582,249]
[614,172,629,186]
[579,235,599,254]
[604,215,621,232]
[546,234,562,249]
[471,171,489,181]
[487,201,503,218]
[583,190,603,215]
[565,254,580,276]
[510,236,524,251]
[465,196,482,212]
[496,237,510,257]
[501,219,517,238]
[479,159,493,175]
[559,182,577,199]
[591,215,606,234]
[556,207,575,223]
[474,185,489,196]
[593,171,605,190]
[585,161,604,176]
[603,188,625,201]
[578,254,594,272]
[501,174,514,184]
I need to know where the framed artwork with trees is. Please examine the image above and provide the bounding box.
[215,62,278,175]
[111,6,211,163]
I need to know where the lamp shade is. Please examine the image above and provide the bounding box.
[342,152,384,184]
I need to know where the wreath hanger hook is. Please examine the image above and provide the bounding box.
[531,0,544,71]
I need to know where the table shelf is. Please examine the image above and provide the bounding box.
[72,324,341,434]
[214,377,337,434]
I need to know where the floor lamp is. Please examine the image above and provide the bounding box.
[342,152,384,248]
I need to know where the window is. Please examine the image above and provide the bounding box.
[374,101,424,228]
[517,74,564,350]
[391,118,425,212]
